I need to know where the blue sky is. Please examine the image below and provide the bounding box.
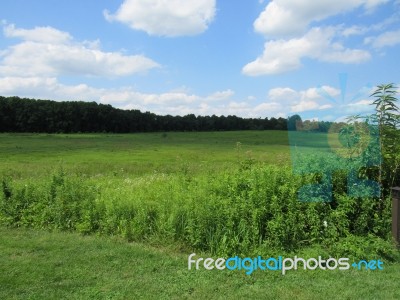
[0,0,399,120]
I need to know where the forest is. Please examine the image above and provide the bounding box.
[0,96,336,133]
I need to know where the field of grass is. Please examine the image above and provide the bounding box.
[0,131,398,299]
[0,131,290,178]
[1,227,399,300]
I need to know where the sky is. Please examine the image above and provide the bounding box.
[0,0,399,121]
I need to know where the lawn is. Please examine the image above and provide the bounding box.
[1,227,399,300]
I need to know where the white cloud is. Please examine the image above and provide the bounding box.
[268,87,298,102]
[243,27,370,76]
[268,85,340,103]
[266,85,338,113]
[342,98,375,114]
[364,29,400,48]
[104,0,216,37]
[341,25,369,37]
[4,24,72,43]
[364,0,390,10]
[0,24,160,77]
[319,104,334,110]
[0,77,101,100]
[291,101,320,113]
[205,89,235,102]
[254,102,282,112]
[254,0,389,38]
[318,85,341,98]
[245,0,391,76]
[341,12,400,38]
[348,99,373,105]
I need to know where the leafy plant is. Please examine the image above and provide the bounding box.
[371,83,400,189]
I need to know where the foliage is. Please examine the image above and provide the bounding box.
[287,114,302,131]
[0,162,396,260]
[348,84,400,193]
[370,83,400,189]
[0,96,287,133]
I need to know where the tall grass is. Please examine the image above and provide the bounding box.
[1,161,396,260]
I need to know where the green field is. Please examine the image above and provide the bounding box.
[0,131,399,299]
[0,131,290,178]
[1,227,399,300]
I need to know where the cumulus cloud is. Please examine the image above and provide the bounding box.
[257,85,340,115]
[341,25,369,37]
[104,0,216,37]
[268,87,299,102]
[0,24,160,77]
[204,89,235,102]
[267,85,338,113]
[254,102,282,113]
[243,27,370,76]
[342,99,375,114]
[254,0,389,38]
[291,101,321,113]
[244,0,391,76]
[3,24,72,43]
[0,77,101,100]
[364,29,400,48]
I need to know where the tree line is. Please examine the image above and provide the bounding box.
[0,96,341,133]
[0,96,290,133]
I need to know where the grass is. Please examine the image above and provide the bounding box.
[1,227,399,300]
[0,131,398,299]
[0,131,290,178]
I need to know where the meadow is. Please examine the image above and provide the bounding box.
[0,131,290,178]
[0,131,399,299]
